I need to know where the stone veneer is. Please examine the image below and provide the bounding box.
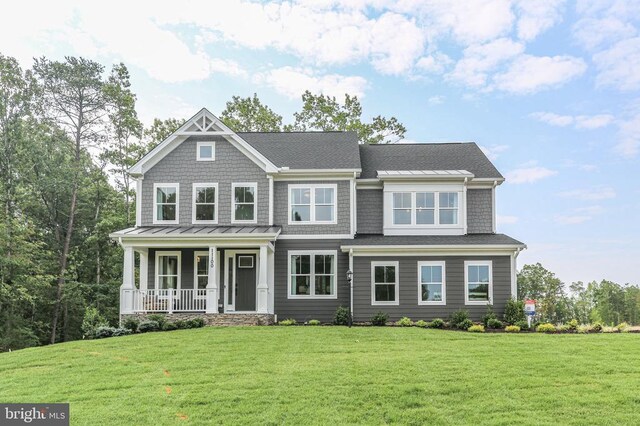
[121,313,275,326]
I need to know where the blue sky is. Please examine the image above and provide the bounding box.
[3,0,639,285]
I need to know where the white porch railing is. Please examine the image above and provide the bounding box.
[121,289,212,313]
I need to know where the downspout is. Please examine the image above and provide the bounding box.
[511,246,524,299]
[492,180,498,233]
[349,248,354,323]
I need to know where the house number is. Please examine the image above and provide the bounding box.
[210,248,215,268]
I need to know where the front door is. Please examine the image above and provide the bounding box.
[235,254,256,311]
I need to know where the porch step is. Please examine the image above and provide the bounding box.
[121,313,275,326]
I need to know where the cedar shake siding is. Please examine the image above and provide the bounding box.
[467,189,493,234]
[356,189,383,234]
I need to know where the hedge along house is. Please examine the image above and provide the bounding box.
[110,108,526,325]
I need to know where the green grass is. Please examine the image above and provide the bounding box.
[1,328,639,425]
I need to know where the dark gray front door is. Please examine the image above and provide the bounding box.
[235,254,256,311]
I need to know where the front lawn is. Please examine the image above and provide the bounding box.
[1,327,639,425]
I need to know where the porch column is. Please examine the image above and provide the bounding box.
[120,246,135,315]
[257,245,269,313]
[206,245,218,313]
[138,249,148,290]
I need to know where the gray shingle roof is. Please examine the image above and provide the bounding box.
[343,233,524,246]
[358,143,503,179]
[239,131,361,170]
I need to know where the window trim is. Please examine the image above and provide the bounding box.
[191,183,218,224]
[288,183,338,225]
[417,261,446,306]
[238,255,254,269]
[464,260,493,306]
[287,250,338,299]
[153,183,179,225]
[196,141,215,161]
[193,250,209,299]
[155,251,182,291]
[390,191,459,227]
[231,182,258,224]
[371,261,399,306]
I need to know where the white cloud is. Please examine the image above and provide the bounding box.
[529,112,574,127]
[427,95,445,105]
[593,37,640,91]
[555,215,591,225]
[558,186,616,201]
[497,214,519,225]
[415,53,452,74]
[136,94,199,126]
[253,66,368,99]
[506,166,557,184]
[573,17,637,51]
[616,111,640,157]
[480,144,509,161]
[530,112,615,129]
[514,0,566,41]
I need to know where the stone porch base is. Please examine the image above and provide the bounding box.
[121,312,276,326]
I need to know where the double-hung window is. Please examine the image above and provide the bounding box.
[288,251,337,298]
[154,183,179,224]
[194,251,209,299]
[391,191,458,226]
[156,251,181,290]
[418,261,446,305]
[192,183,217,224]
[392,193,411,225]
[232,183,257,223]
[289,184,337,224]
[439,192,458,225]
[371,261,399,305]
[465,261,492,305]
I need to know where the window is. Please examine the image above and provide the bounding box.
[465,261,492,305]
[390,191,459,226]
[439,192,458,225]
[156,252,181,290]
[392,193,411,225]
[371,261,399,305]
[418,261,445,305]
[232,183,257,223]
[288,251,337,298]
[238,255,254,268]
[416,192,435,224]
[192,183,217,224]
[194,251,209,296]
[196,141,215,161]
[289,184,337,224]
[154,183,179,224]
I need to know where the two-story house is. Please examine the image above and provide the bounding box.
[110,108,525,325]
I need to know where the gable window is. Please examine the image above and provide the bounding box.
[232,183,257,223]
[288,251,337,298]
[192,183,218,224]
[390,191,459,226]
[196,141,215,161]
[289,184,337,224]
[156,251,181,290]
[465,261,492,305]
[371,261,399,305]
[194,251,208,299]
[418,261,446,305]
[154,183,179,224]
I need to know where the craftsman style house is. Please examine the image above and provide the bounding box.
[110,108,525,324]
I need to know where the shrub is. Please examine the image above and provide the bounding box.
[468,324,485,333]
[616,322,629,332]
[505,325,521,333]
[486,318,503,329]
[396,317,413,327]
[308,319,321,326]
[187,318,206,328]
[138,320,160,333]
[81,307,108,338]
[146,314,167,328]
[577,324,592,334]
[514,320,530,331]
[536,323,556,333]
[566,319,579,331]
[371,312,389,326]
[162,322,178,331]
[279,318,297,326]
[503,299,526,325]
[450,309,470,329]
[415,320,428,328]
[94,326,117,339]
[428,318,445,329]
[602,326,617,333]
[481,305,497,327]
[557,324,570,332]
[122,317,139,333]
[457,319,474,331]
[334,306,351,325]
[592,322,603,332]
[174,320,188,330]
[112,328,132,337]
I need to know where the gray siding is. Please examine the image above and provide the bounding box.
[273,180,351,235]
[352,255,511,322]
[274,239,349,322]
[141,136,269,226]
[356,189,383,234]
[467,189,493,234]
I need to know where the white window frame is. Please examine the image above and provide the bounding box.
[287,250,338,299]
[155,251,181,292]
[196,141,215,161]
[464,260,493,306]
[238,255,254,268]
[391,191,459,227]
[231,182,258,224]
[417,261,446,306]
[371,261,399,306]
[288,183,338,225]
[153,183,179,225]
[192,183,218,224]
[193,250,209,299]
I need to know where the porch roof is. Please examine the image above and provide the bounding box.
[110,225,281,241]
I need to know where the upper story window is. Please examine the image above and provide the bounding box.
[192,183,218,224]
[154,183,179,224]
[391,191,459,226]
[418,261,446,305]
[289,184,337,224]
[371,261,399,305]
[288,251,337,298]
[196,141,215,161]
[465,261,492,305]
[232,183,257,223]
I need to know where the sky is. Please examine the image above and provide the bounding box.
[1,0,639,286]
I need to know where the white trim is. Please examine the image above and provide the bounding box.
[153,183,179,225]
[238,255,254,268]
[135,178,142,227]
[377,170,474,180]
[224,249,260,313]
[492,183,497,233]
[511,247,523,298]
[231,182,258,224]
[279,234,352,240]
[287,250,338,299]
[371,261,399,306]
[464,260,493,306]
[194,250,209,299]
[268,175,274,226]
[356,179,383,190]
[288,183,338,225]
[196,141,216,161]
[463,178,468,234]
[341,244,525,256]
[155,251,182,291]
[350,175,356,236]
[192,183,218,224]
[417,261,446,306]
